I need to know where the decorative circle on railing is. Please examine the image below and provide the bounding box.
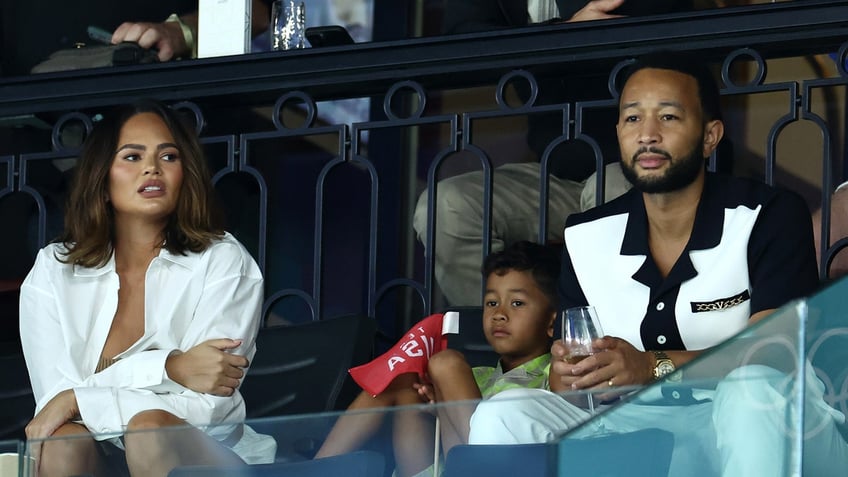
[51,112,93,152]
[608,58,636,99]
[171,101,206,136]
[273,91,317,130]
[495,70,538,110]
[722,48,767,88]
[837,42,848,78]
[383,81,426,120]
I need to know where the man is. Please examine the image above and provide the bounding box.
[415,0,713,306]
[0,0,199,76]
[443,0,698,35]
[812,181,848,279]
[466,53,848,476]
[110,0,271,62]
[0,0,272,76]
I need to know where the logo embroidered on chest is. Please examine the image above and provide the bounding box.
[690,290,751,313]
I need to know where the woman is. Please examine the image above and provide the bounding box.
[19,100,274,476]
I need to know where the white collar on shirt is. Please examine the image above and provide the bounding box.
[71,244,199,277]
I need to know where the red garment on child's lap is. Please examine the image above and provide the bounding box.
[349,312,458,396]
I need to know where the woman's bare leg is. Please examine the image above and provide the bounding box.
[36,422,105,477]
[124,410,243,476]
[37,422,105,477]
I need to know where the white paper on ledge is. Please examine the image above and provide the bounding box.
[198,0,252,58]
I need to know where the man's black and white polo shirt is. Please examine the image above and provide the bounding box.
[558,173,818,351]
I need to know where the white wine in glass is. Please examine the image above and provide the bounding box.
[562,305,604,413]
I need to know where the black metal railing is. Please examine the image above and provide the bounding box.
[1,0,846,341]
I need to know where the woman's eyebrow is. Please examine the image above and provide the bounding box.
[115,143,146,153]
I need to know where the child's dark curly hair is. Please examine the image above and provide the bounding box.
[482,241,561,309]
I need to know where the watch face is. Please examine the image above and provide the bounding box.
[657,361,675,376]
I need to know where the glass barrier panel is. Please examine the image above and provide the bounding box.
[17,279,848,477]
[557,299,806,477]
[0,440,25,477]
[19,394,580,477]
[556,276,848,477]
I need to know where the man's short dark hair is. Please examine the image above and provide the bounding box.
[618,52,723,122]
[482,241,561,309]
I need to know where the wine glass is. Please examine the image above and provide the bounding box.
[562,305,604,413]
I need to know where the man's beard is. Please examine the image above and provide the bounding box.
[620,137,706,194]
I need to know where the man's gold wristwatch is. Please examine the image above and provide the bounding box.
[651,350,676,380]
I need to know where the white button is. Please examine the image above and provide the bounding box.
[656,302,665,311]
[657,335,667,344]
[672,390,681,399]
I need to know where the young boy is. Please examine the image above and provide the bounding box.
[314,241,560,477]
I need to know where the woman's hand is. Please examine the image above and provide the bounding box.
[165,339,249,396]
[25,389,80,440]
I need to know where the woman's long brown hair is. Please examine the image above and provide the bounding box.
[58,100,224,268]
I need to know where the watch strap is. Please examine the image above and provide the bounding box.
[651,350,674,380]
